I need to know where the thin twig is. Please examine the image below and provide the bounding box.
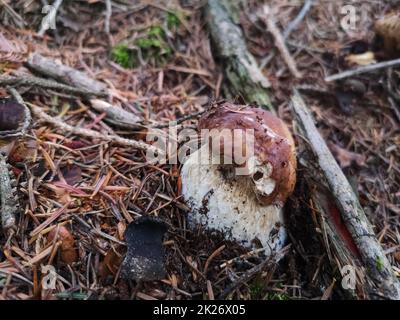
[104,0,112,34]
[260,0,314,70]
[27,102,163,157]
[38,0,64,36]
[261,5,302,78]
[219,249,287,299]
[325,58,400,82]
[283,0,314,39]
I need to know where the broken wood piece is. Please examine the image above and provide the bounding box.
[26,54,144,129]
[0,74,105,98]
[0,153,19,231]
[290,89,400,300]
[205,0,273,111]
[26,53,108,95]
[90,99,143,129]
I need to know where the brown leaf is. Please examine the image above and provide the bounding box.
[47,226,78,264]
[99,248,124,280]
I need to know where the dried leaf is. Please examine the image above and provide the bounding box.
[47,226,78,264]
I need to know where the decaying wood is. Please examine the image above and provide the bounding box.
[26,53,108,95]
[0,153,19,231]
[205,0,273,111]
[290,89,400,300]
[90,99,143,129]
[0,74,104,98]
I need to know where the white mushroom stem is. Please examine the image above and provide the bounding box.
[181,145,286,254]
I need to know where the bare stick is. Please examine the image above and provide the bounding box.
[290,89,400,300]
[26,54,145,129]
[283,0,314,39]
[11,85,161,158]
[104,0,112,34]
[26,53,108,95]
[38,0,64,36]
[27,102,162,157]
[260,0,313,71]
[325,58,400,82]
[90,99,143,129]
[0,74,105,98]
[261,5,302,78]
[0,154,19,231]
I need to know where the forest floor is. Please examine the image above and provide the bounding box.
[0,0,399,300]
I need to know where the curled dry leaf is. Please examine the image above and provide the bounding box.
[99,248,124,280]
[47,226,78,264]
[375,12,400,57]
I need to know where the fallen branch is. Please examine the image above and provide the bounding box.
[0,74,105,98]
[283,0,314,39]
[325,58,400,82]
[90,99,143,129]
[260,0,314,69]
[26,54,145,129]
[27,102,161,156]
[205,0,273,110]
[10,88,161,157]
[26,53,108,95]
[290,89,400,300]
[0,153,18,231]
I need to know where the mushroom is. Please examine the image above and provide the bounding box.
[0,99,31,155]
[180,102,296,255]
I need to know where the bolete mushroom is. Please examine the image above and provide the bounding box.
[0,99,31,155]
[180,102,296,255]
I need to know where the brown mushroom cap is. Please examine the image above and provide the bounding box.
[198,101,296,206]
